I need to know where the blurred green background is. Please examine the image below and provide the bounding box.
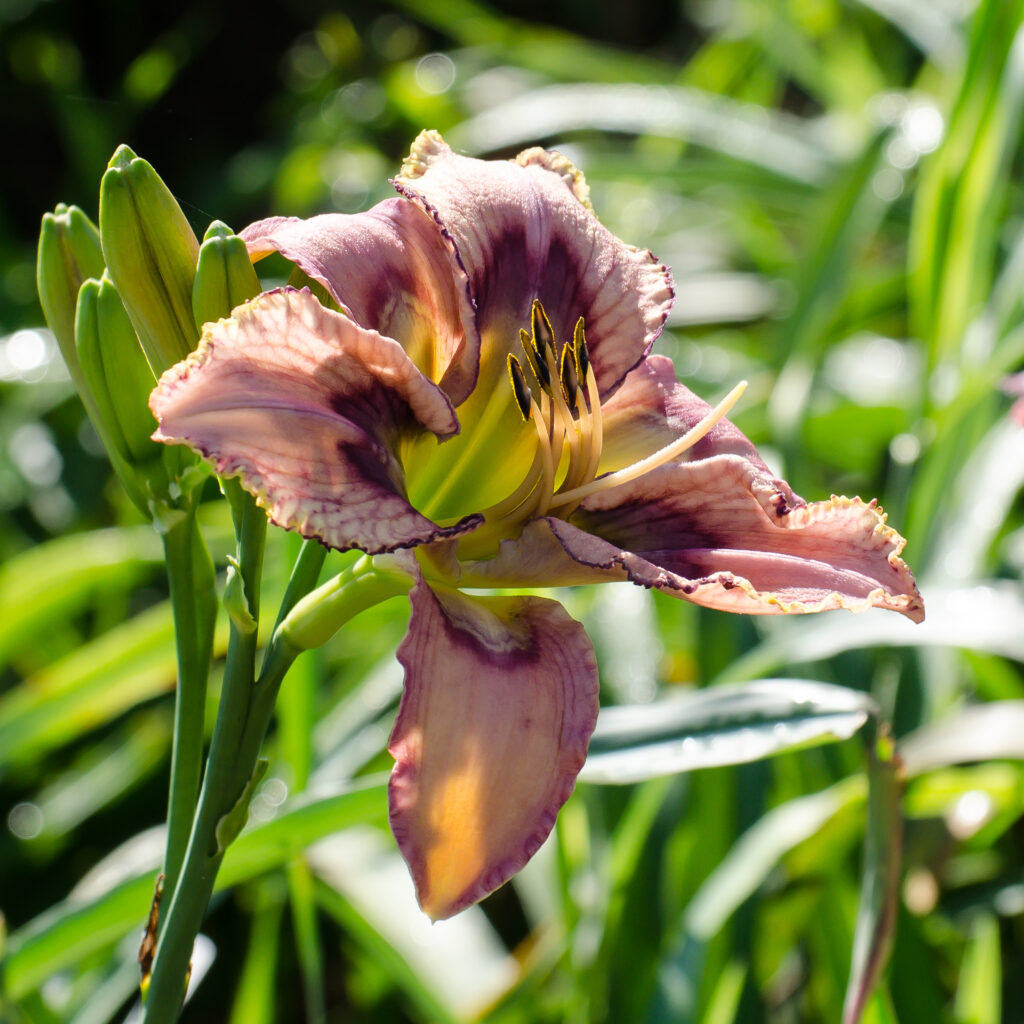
[2,0,1024,1021]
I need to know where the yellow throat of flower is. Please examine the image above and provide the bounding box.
[448,299,747,561]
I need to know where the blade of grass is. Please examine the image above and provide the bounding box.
[842,729,903,1024]
[228,881,286,1024]
[953,912,1002,1024]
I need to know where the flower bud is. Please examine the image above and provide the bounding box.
[99,145,200,377]
[75,273,170,511]
[36,203,105,396]
[192,221,262,331]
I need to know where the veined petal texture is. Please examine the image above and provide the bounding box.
[150,287,480,553]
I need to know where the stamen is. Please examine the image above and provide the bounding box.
[530,302,582,490]
[529,399,558,517]
[583,366,604,481]
[549,380,748,508]
[571,353,594,486]
[531,299,556,354]
[559,343,579,409]
[573,318,590,383]
[483,360,557,524]
[567,318,603,488]
[520,328,551,391]
[507,354,533,420]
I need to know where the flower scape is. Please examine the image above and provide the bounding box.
[149,130,924,920]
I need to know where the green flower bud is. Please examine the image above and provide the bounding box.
[75,273,170,512]
[99,145,200,377]
[192,220,262,331]
[36,203,105,396]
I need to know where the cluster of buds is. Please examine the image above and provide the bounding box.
[36,148,262,525]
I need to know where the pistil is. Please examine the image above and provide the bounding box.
[548,379,747,508]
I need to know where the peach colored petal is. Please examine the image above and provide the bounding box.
[389,578,599,919]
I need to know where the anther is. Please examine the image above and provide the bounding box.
[573,318,590,385]
[507,354,533,420]
[559,343,579,409]
[531,299,556,354]
[520,328,551,391]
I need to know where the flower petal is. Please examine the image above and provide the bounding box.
[241,198,479,406]
[394,130,674,398]
[456,462,923,622]
[562,457,925,620]
[151,287,480,553]
[389,577,599,920]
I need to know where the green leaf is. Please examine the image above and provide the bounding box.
[580,680,876,784]
[0,525,163,669]
[448,83,837,184]
[953,913,1002,1024]
[228,880,286,1024]
[842,730,903,1024]
[901,700,1024,776]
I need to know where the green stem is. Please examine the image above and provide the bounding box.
[140,552,407,1023]
[273,539,328,631]
[160,500,216,900]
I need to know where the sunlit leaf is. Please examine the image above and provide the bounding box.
[580,680,875,784]
[842,732,902,1024]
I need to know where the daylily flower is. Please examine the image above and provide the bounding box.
[150,131,924,920]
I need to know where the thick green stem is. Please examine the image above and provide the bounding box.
[140,551,406,1022]
[160,501,216,899]
[273,539,328,631]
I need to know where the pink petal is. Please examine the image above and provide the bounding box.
[394,130,674,398]
[151,288,480,553]
[389,578,599,920]
[242,198,479,406]
[562,459,924,620]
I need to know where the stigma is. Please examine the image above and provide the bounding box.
[462,300,747,556]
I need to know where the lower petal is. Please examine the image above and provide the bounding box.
[456,459,923,622]
[389,579,599,919]
[562,458,924,620]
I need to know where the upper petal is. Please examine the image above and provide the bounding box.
[241,198,479,406]
[151,287,480,554]
[389,577,599,920]
[393,130,674,398]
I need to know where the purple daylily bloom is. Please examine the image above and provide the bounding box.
[150,131,924,920]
